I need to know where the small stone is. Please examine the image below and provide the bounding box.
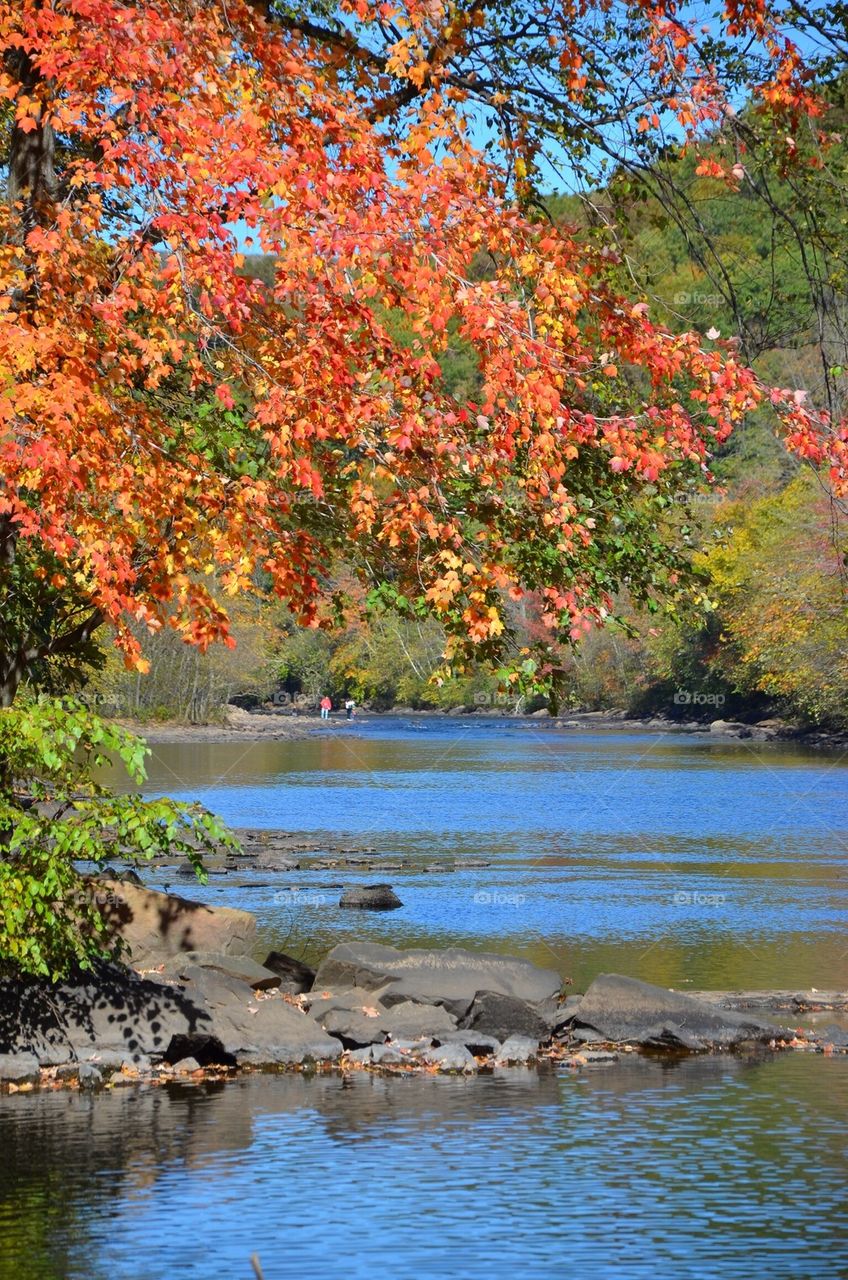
[170,1056,202,1073]
[423,1043,478,1073]
[495,1035,540,1065]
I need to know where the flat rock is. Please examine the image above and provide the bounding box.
[338,884,403,910]
[381,1001,457,1041]
[163,951,280,991]
[572,974,782,1050]
[249,853,301,871]
[169,1057,202,1074]
[313,942,561,1019]
[95,879,257,965]
[263,951,315,994]
[461,991,552,1042]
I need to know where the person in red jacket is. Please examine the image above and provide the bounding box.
[320,695,332,720]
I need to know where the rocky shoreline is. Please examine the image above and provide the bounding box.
[1,879,845,1095]
[129,705,848,751]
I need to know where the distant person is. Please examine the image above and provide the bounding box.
[320,696,332,720]
[344,698,356,720]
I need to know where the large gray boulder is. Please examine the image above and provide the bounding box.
[313,942,561,1020]
[0,963,214,1065]
[210,997,343,1064]
[568,974,782,1049]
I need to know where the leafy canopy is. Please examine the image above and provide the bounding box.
[1,0,840,679]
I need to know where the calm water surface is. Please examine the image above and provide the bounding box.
[132,717,848,990]
[4,718,846,1279]
[1,1057,847,1279]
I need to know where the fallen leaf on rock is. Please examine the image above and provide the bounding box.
[361,1006,380,1017]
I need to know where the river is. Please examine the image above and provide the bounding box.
[1,717,846,1278]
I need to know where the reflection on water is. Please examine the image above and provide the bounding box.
[102,719,848,991]
[1,1056,847,1279]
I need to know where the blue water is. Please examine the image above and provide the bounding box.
[131,718,848,990]
[1,1057,847,1279]
[5,716,843,1280]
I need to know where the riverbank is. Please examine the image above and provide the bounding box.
[127,705,848,750]
[2,877,846,1095]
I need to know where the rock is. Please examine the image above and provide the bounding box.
[819,1025,848,1049]
[262,951,315,994]
[708,719,752,738]
[338,884,403,910]
[313,942,561,1020]
[319,1007,388,1048]
[572,974,782,1050]
[177,861,197,877]
[208,996,343,1065]
[555,994,584,1028]
[305,986,392,1019]
[250,854,301,871]
[175,966,256,1009]
[435,1030,502,1056]
[77,1063,103,1090]
[0,1053,40,1084]
[495,1035,540,1065]
[423,1043,478,1073]
[164,951,280,991]
[346,1044,405,1066]
[381,1001,457,1041]
[0,962,214,1064]
[309,993,455,1047]
[169,1057,201,1074]
[94,879,257,965]
[461,991,551,1043]
[163,1033,237,1067]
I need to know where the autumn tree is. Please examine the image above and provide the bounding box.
[1,0,846,972]
[4,0,840,704]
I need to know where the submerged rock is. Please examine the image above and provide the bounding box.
[566,974,783,1050]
